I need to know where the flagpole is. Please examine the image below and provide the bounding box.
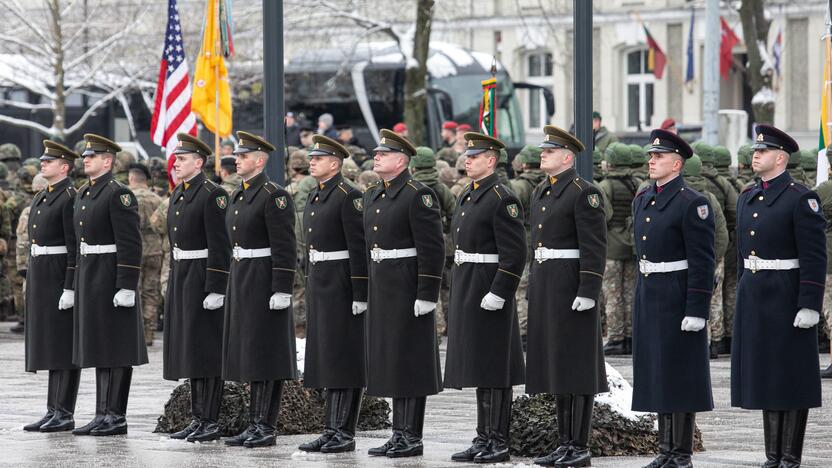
[826,0,832,150]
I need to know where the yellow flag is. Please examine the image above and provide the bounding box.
[191,0,232,137]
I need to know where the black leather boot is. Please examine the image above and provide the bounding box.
[171,378,202,440]
[299,388,338,452]
[225,381,260,446]
[368,397,405,456]
[188,377,223,442]
[552,394,594,467]
[452,388,491,462]
[321,388,364,453]
[91,367,132,436]
[387,396,426,458]
[820,364,832,379]
[664,412,694,468]
[24,370,58,431]
[534,394,573,466]
[761,410,783,468]
[779,409,808,468]
[625,337,633,354]
[709,341,720,359]
[244,380,283,448]
[40,369,81,432]
[643,413,672,468]
[716,337,731,355]
[73,368,111,435]
[603,339,628,356]
[474,388,512,463]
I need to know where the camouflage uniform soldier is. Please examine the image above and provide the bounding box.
[128,164,163,345]
[0,143,22,188]
[630,145,649,182]
[692,141,738,357]
[714,145,741,354]
[219,156,242,193]
[802,149,818,187]
[592,149,605,182]
[287,151,319,335]
[0,162,10,320]
[598,143,639,355]
[450,156,472,198]
[410,147,455,336]
[6,165,38,330]
[496,149,511,186]
[683,155,729,359]
[788,150,810,186]
[113,151,136,185]
[148,157,170,197]
[14,174,49,332]
[341,158,360,183]
[509,145,547,338]
[736,144,754,186]
[150,198,170,305]
[816,149,832,378]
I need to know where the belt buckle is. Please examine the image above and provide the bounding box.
[454,251,462,266]
[748,255,759,273]
[31,245,39,257]
[535,248,544,264]
[371,247,382,263]
[232,246,242,261]
[309,249,319,264]
[639,259,649,275]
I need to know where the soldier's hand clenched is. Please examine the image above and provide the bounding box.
[413,300,436,317]
[680,316,706,332]
[269,292,291,310]
[351,301,367,315]
[793,309,819,329]
[480,292,505,311]
[58,289,74,310]
[112,289,136,307]
[570,297,596,311]
[203,293,225,310]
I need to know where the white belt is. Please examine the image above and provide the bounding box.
[173,248,209,261]
[30,244,68,257]
[232,246,271,261]
[370,247,417,263]
[639,259,689,274]
[454,249,499,265]
[309,249,349,264]
[534,247,580,263]
[743,256,800,271]
[79,242,117,255]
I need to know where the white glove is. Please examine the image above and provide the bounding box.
[113,289,136,307]
[269,292,292,310]
[571,296,596,311]
[352,301,368,315]
[793,308,820,329]
[680,316,706,332]
[202,293,225,310]
[58,289,74,310]
[480,292,505,311]
[413,300,437,317]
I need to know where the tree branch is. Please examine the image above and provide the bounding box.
[65,82,134,136]
[0,99,52,110]
[0,0,53,49]
[0,113,54,137]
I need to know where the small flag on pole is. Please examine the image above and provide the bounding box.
[685,9,695,85]
[720,17,740,80]
[479,60,498,137]
[643,25,667,79]
[816,4,832,185]
[191,0,233,137]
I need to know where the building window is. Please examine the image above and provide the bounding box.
[524,51,553,130]
[625,49,654,131]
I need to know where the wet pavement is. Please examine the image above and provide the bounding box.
[1,323,831,467]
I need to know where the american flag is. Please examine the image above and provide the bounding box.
[150,0,197,186]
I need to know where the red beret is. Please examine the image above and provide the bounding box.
[457,123,473,132]
[442,121,458,130]
[393,122,407,133]
[660,118,676,130]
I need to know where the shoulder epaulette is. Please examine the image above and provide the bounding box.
[202,178,219,192]
[264,181,280,194]
[337,181,349,195]
[78,182,89,192]
[406,180,425,191]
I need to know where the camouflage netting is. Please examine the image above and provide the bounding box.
[509,394,705,457]
[154,380,390,436]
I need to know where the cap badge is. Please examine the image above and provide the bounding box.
[468,140,475,147]
[653,138,661,145]
[380,137,386,145]
[757,133,765,142]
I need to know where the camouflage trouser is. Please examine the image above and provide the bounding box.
[516,263,529,336]
[0,266,11,320]
[823,274,832,338]
[293,271,306,332]
[709,260,726,342]
[436,258,451,336]
[721,253,737,338]
[3,255,21,320]
[11,264,23,321]
[602,259,636,342]
[140,254,162,344]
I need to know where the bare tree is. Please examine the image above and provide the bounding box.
[0,0,152,141]
[403,0,434,146]
[737,0,774,124]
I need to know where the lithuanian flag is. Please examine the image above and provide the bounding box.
[644,25,667,80]
[479,77,497,137]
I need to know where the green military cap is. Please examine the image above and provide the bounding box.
[82,133,122,156]
[128,162,151,180]
[630,144,647,167]
[463,132,505,156]
[604,142,632,167]
[684,154,703,176]
[410,146,436,169]
[41,140,79,161]
[540,125,585,154]
[691,141,714,164]
[308,134,350,159]
[788,150,801,168]
[737,144,752,165]
[592,111,602,120]
[521,144,542,165]
[499,148,508,164]
[592,148,602,164]
[0,143,21,162]
[373,128,416,157]
[801,149,817,171]
[713,145,731,168]
[173,133,212,158]
[234,130,276,154]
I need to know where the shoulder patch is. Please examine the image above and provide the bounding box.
[275,195,288,209]
[353,197,363,212]
[119,193,133,207]
[697,204,709,219]
[421,193,434,207]
[808,198,820,212]
[587,193,600,208]
[216,194,228,209]
[506,203,519,218]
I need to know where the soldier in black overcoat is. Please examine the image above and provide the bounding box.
[163,133,231,442]
[298,135,368,454]
[23,140,80,433]
[222,131,298,448]
[526,126,607,468]
[72,134,147,437]
[732,125,826,468]
[363,129,445,458]
[631,129,716,468]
